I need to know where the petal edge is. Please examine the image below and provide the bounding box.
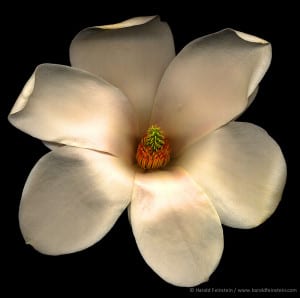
[174,122,286,228]
[19,146,135,255]
[130,169,224,286]
[151,28,272,155]
[9,64,138,162]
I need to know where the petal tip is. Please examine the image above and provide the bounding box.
[226,28,270,45]
[8,70,36,118]
[96,15,159,30]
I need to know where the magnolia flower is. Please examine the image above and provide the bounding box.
[9,16,286,287]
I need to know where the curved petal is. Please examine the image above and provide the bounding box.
[174,122,287,228]
[43,141,64,151]
[151,29,271,155]
[130,169,223,287]
[19,146,135,255]
[247,86,259,108]
[70,16,175,135]
[8,64,138,162]
[232,87,259,121]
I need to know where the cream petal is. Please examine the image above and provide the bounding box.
[232,87,259,121]
[174,122,286,228]
[151,29,271,155]
[19,146,135,255]
[247,86,259,108]
[43,141,64,150]
[8,64,137,162]
[130,169,223,287]
[70,16,175,135]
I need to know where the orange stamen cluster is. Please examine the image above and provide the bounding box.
[136,125,171,170]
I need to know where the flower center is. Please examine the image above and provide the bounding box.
[136,125,171,170]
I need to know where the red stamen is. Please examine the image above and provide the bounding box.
[136,135,171,170]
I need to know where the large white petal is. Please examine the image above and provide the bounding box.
[8,64,137,162]
[151,29,271,155]
[130,169,223,287]
[19,146,135,255]
[8,64,137,163]
[70,16,175,135]
[174,122,286,228]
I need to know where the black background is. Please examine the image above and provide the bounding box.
[2,2,298,296]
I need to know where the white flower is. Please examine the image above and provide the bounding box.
[8,16,286,287]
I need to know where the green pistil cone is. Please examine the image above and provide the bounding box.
[146,125,165,151]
